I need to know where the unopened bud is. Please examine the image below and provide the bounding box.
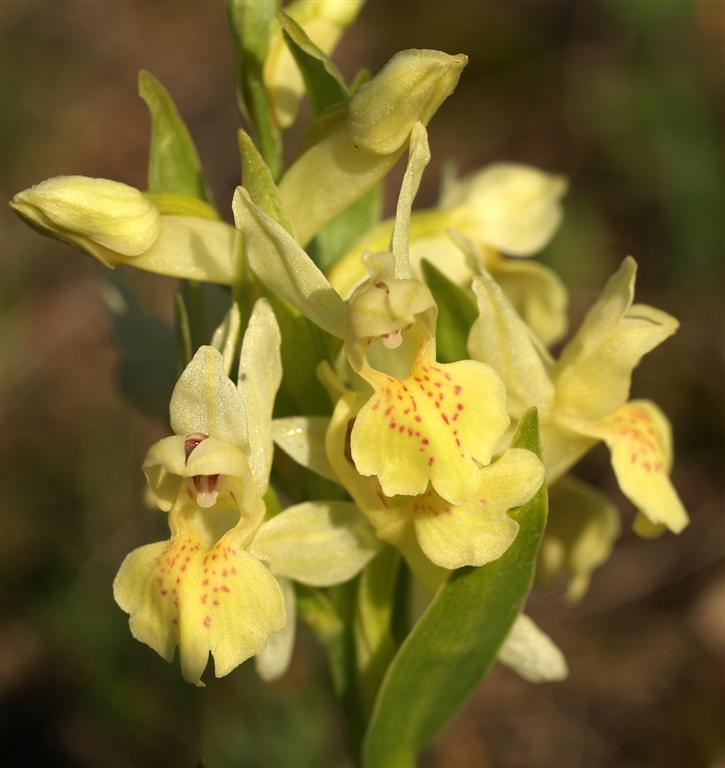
[10,175,161,264]
[349,49,467,155]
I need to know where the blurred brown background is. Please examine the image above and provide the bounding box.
[1,1,723,766]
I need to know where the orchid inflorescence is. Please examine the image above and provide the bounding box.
[10,1,687,763]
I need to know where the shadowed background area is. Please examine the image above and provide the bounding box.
[1,1,723,766]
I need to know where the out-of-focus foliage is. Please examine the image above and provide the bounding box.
[1,1,723,766]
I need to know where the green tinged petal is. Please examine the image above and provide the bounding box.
[469,268,554,418]
[237,299,282,494]
[271,416,338,482]
[440,163,567,257]
[232,186,348,338]
[169,346,248,447]
[255,577,297,681]
[554,257,678,420]
[251,501,381,586]
[497,614,568,683]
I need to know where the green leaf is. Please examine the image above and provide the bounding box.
[362,408,547,768]
[420,259,477,363]
[138,70,212,202]
[227,0,283,181]
[354,547,401,715]
[238,129,294,235]
[308,183,382,273]
[278,11,349,118]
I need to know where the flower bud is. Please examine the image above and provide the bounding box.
[11,175,161,264]
[349,49,467,155]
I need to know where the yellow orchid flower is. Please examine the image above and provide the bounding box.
[264,0,365,128]
[272,404,562,685]
[10,175,238,283]
[329,163,568,345]
[236,123,520,505]
[468,255,688,534]
[325,392,544,571]
[114,323,283,685]
[116,304,382,684]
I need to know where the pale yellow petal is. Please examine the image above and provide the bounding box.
[351,357,509,504]
[490,255,568,347]
[440,163,567,257]
[412,488,519,569]
[271,416,337,482]
[497,614,568,682]
[413,447,543,569]
[238,299,282,494]
[130,216,238,284]
[469,270,554,419]
[554,258,679,420]
[115,520,285,686]
[169,345,248,448]
[348,49,467,156]
[255,578,297,682]
[325,394,410,543]
[582,401,687,533]
[232,187,348,338]
[142,435,186,512]
[251,501,381,587]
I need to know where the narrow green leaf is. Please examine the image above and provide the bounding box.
[421,259,477,363]
[227,0,283,180]
[354,547,401,715]
[238,129,294,235]
[138,70,212,202]
[278,11,349,117]
[362,408,547,768]
[308,183,382,273]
